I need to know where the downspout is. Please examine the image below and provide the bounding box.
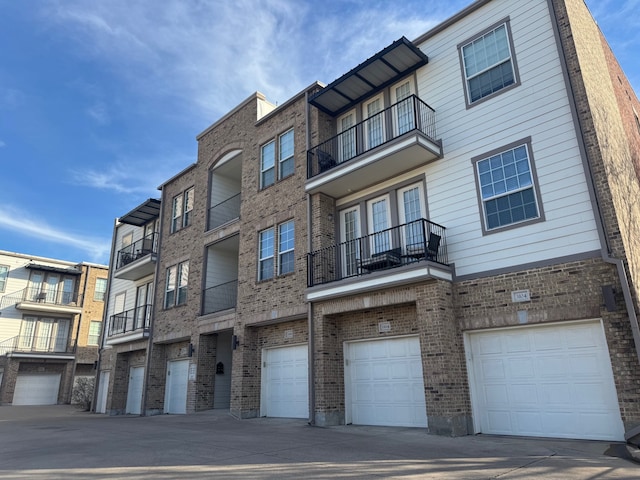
[547,2,640,438]
[92,219,119,413]
[305,90,316,426]
[141,196,164,416]
[70,264,91,401]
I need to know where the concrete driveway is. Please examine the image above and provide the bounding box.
[0,405,637,479]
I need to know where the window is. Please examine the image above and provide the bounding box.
[278,221,295,275]
[165,261,189,308]
[260,129,295,189]
[0,265,8,292]
[258,220,295,280]
[258,228,275,280]
[94,278,107,301]
[279,129,294,179]
[88,321,101,345]
[460,20,518,106]
[261,140,275,189]
[171,187,194,233]
[473,138,542,232]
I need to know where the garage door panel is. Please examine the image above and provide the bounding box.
[346,336,427,428]
[532,329,564,352]
[507,358,535,378]
[510,383,538,405]
[262,344,308,419]
[504,333,531,353]
[13,374,61,405]
[469,321,624,441]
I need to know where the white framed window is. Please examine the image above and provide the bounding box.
[94,278,107,301]
[165,261,189,308]
[258,227,275,280]
[367,194,392,254]
[473,138,542,232]
[278,129,294,180]
[460,19,519,106]
[338,110,356,163]
[278,221,295,275]
[258,221,295,280]
[339,206,361,277]
[363,94,385,149]
[391,79,414,135]
[261,140,275,189]
[0,265,8,292]
[171,187,194,233]
[398,183,427,249]
[88,321,101,345]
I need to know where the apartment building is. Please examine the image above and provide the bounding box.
[97,0,640,443]
[0,251,107,405]
[94,199,160,414]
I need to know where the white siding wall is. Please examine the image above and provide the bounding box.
[0,252,80,341]
[413,0,599,276]
[105,224,155,322]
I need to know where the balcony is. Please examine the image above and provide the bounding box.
[1,287,82,315]
[0,335,75,357]
[306,219,452,300]
[202,280,238,315]
[306,95,442,197]
[114,233,158,281]
[106,305,151,344]
[208,193,241,231]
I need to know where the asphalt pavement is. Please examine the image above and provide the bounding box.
[0,405,637,479]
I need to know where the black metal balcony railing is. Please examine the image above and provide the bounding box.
[307,219,447,287]
[116,233,158,270]
[0,287,81,309]
[0,335,74,355]
[202,280,238,315]
[307,95,437,178]
[208,193,241,231]
[108,304,151,337]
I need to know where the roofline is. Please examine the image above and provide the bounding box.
[256,81,325,126]
[412,0,493,45]
[157,162,198,190]
[0,250,84,267]
[196,92,271,140]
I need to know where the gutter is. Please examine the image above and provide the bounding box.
[305,89,316,426]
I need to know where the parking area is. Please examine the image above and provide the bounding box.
[0,405,637,479]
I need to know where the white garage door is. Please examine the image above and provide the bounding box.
[345,336,427,427]
[165,359,189,414]
[125,366,144,414]
[467,321,624,441]
[261,344,308,418]
[13,374,61,405]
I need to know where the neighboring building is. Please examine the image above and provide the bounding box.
[94,199,160,414]
[97,0,640,444]
[0,251,108,405]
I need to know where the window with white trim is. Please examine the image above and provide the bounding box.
[460,20,518,105]
[258,220,295,280]
[165,261,189,308]
[279,129,294,179]
[278,221,295,275]
[474,140,541,231]
[171,187,194,233]
[94,278,107,301]
[0,265,8,292]
[261,140,275,189]
[260,128,295,189]
[258,227,275,280]
[88,321,101,345]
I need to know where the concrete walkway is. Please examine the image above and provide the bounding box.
[0,405,637,479]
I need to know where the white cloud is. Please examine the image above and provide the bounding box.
[0,205,111,263]
[0,140,5,148]
[40,0,466,124]
[86,101,110,125]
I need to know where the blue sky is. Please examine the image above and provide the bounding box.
[1,0,638,265]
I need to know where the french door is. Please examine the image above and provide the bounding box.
[367,195,392,254]
[340,206,361,278]
[363,94,384,149]
[338,110,356,162]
